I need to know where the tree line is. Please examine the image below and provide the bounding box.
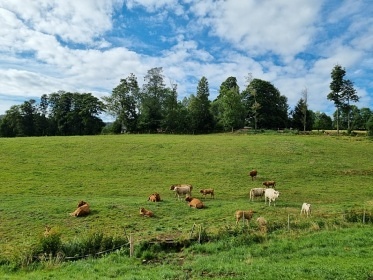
[1,65,372,137]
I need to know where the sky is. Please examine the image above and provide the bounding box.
[0,0,372,121]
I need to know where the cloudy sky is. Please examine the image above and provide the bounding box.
[1,0,372,121]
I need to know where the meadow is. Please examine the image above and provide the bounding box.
[0,133,372,279]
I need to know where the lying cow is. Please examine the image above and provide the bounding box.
[170,184,193,200]
[185,196,204,209]
[249,169,258,181]
[200,189,214,199]
[262,181,276,188]
[140,207,154,217]
[249,188,266,201]
[148,193,161,202]
[264,188,280,206]
[70,200,90,217]
[300,203,311,217]
[235,210,256,225]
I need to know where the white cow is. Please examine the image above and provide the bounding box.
[300,203,311,217]
[170,184,193,200]
[249,188,266,201]
[264,188,280,206]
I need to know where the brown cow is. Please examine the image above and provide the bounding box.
[262,181,276,188]
[185,196,204,209]
[140,207,154,217]
[200,189,214,199]
[148,193,161,202]
[70,200,90,217]
[235,210,256,225]
[249,169,257,181]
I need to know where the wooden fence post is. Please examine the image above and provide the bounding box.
[129,234,134,258]
[287,214,290,231]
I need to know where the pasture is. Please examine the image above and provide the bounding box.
[0,133,372,279]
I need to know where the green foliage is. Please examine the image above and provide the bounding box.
[367,116,373,136]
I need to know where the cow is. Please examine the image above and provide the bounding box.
[262,181,276,188]
[185,196,204,209]
[200,189,214,199]
[249,188,266,201]
[148,193,161,202]
[249,169,258,181]
[300,203,311,217]
[264,188,280,206]
[70,200,90,217]
[170,184,193,200]
[140,207,154,217]
[235,210,256,225]
[256,217,267,233]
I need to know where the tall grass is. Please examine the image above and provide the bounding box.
[0,133,372,278]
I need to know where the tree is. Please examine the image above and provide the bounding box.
[138,67,167,132]
[291,98,314,131]
[103,73,139,133]
[243,79,289,129]
[188,76,214,133]
[313,111,333,131]
[327,64,359,134]
[213,77,245,132]
[301,88,308,131]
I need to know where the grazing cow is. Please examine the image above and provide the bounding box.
[70,200,90,217]
[262,181,276,188]
[185,196,204,209]
[249,169,258,181]
[249,188,266,201]
[300,203,311,217]
[235,210,256,225]
[148,193,161,202]
[170,184,193,200]
[256,217,267,233]
[264,188,280,206]
[140,207,154,217]
[200,189,214,199]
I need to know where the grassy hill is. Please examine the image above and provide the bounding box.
[0,133,372,279]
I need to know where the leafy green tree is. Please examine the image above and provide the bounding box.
[243,78,289,129]
[102,73,139,133]
[137,67,167,132]
[213,77,245,132]
[313,111,333,131]
[188,76,214,133]
[367,116,373,136]
[0,105,22,137]
[327,64,359,134]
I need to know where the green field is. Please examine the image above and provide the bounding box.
[0,133,372,279]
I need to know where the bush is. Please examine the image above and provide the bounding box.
[367,116,373,136]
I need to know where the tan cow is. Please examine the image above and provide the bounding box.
[262,181,276,188]
[140,207,154,217]
[256,217,267,233]
[148,193,161,202]
[185,196,204,209]
[235,210,256,225]
[70,200,90,217]
[200,189,214,199]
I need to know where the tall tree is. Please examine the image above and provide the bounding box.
[213,77,245,132]
[188,76,214,133]
[103,73,139,133]
[327,64,359,134]
[138,67,167,132]
[313,111,333,131]
[291,98,313,131]
[301,88,308,131]
[244,79,289,129]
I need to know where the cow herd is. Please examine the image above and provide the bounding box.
[68,169,311,232]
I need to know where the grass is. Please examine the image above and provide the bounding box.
[0,133,372,278]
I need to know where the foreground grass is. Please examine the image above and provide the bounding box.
[0,133,372,278]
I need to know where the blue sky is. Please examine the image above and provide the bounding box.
[0,0,372,121]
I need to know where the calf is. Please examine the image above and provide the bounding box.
[148,193,161,202]
[264,188,280,206]
[262,181,276,188]
[185,196,204,209]
[140,207,154,217]
[70,200,90,217]
[256,217,267,233]
[300,203,311,217]
[249,188,266,201]
[249,169,258,181]
[200,189,214,199]
[235,210,256,225]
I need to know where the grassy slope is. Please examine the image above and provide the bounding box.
[0,134,372,278]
